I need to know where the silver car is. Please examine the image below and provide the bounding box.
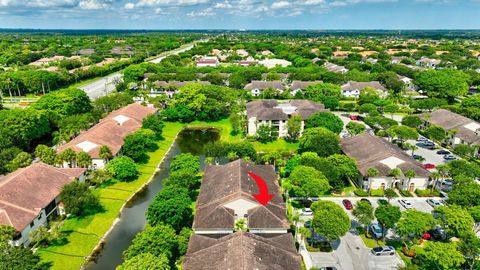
[372,246,395,256]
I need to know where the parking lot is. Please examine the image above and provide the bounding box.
[405,139,459,167]
[296,196,441,270]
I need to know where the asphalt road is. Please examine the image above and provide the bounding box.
[79,40,206,100]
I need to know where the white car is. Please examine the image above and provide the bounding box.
[398,199,413,209]
[372,246,395,256]
[301,208,313,216]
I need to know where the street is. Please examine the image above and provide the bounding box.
[79,39,206,100]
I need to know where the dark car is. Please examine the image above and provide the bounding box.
[342,199,353,210]
[378,199,389,206]
[412,154,424,160]
[436,149,450,155]
[304,221,311,228]
[428,226,447,241]
[360,198,372,205]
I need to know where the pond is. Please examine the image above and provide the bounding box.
[84,127,219,270]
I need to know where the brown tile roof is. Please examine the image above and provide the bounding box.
[153,81,211,88]
[183,232,302,270]
[0,163,85,231]
[193,160,289,231]
[290,80,323,90]
[246,99,328,121]
[342,81,387,92]
[422,109,480,145]
[244,80,286,91]
[57,103,157,158]
[341,133,430,178]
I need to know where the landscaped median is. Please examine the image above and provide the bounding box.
[37,122,184,270]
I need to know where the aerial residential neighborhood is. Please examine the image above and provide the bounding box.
[1,2,480,270]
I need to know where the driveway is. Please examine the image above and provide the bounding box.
[309,227,405,270]
[405,139,458,167]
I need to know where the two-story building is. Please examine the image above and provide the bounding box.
[0,163,86,246]
[421,109,480,148]
[57,103,157,169]
[184,159,301,270]
[243,81,286,97]
[246,100,328,138]
[416,57,442,69]
[324,62,348,73]
[341,133,431,191]
[341,81,388,98]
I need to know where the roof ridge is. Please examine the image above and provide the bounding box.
[0,209,14,227]
[0,199,38,215]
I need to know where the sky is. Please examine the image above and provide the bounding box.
[0,0,479,30]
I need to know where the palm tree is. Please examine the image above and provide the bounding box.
[299,227,311,243]
[430,172,440,193]
[389,168,402,190]
[436,164,449,187]
[77,151,92,169]
[409,144,418,156]
[99,145,113,164]
[405,169,416,191]
[292,213,301,237]
[60,149,77,168]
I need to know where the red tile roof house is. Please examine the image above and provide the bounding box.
[57,103,157,169]
[0,163,86,246]
[184,159,301,270]
[196,57,219,67]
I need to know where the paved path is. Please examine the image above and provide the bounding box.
[79,39,207,100]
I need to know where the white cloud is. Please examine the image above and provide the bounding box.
[271,1,291,9]
[187,6,215,16]
[133,0,209,7]
[124,2,135,9]
[79,0,107,9]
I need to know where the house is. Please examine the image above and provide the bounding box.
[196,57,219,67]
[391,56,406,64]
[341,133,431,191]
[185,159,301,270]
[362,57,378,64]
[341,81,388,98]
[236,49,249,57]
[259,59,291,69]
[289,80,323,96]
[246,100,328,138]
[421,109,480,147]
[0,163,86,246]
[416,57,441,69]
[398,75,416,91]
[183,232,302,270]
[57,103,157,169]
[238,60,258,66]
[244,81,285,97]
[324,62,348,73]
[193,159,289,234]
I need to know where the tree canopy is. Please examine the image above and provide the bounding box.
[311,200,350,241]
[305,112,344,134]
[298,127,341,157]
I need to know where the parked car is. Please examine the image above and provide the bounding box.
[426,199,441,208]
[436,149,450,155]
[318,267,337,270]
[304,220,311,228]
[422,163,436,169]
[342,199,353,210]
[423,141,435,147]
[371,246,395,256]
[349,115,360,120]
[444,154,456,160]
[301,208,313,216]
[412,154,424,160]
[418,136,428,142]
[360,198,372,205]
[369,224,383,239]
[398,199,413,209]
[428,226,447,240]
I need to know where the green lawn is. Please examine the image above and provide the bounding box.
[37,122,184,270]
[185,119,299,153]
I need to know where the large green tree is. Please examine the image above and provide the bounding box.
[146,186,193,231]
[311,200,350,241]
[416,241,465,270]
[123,224,178,261]
[298,127,341,157]
[31,87,92,118]
[60,181,100,216]
[105,156,139,182]
[118,252,169,270]
[375,205,401,239]
[305,112,343,134]
[352,200,374,229]
[435,205,474,238]
[283,166,331,197]
[415,69,469,101]
[396,210,436,240]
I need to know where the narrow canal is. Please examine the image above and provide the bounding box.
[84,127,220,270]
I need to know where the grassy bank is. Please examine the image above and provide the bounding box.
[38,122,184,270]
[186,119,298,153]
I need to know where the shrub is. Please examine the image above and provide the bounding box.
[385,188,398,198]
[400,190,413,197]
[415,189,439,197]
[370,189,385,197]
[354,189,369,197]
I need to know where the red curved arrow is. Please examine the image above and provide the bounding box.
[247,171,274,206]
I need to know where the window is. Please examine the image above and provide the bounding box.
[37,213,42,220]
[30,221,34,228]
